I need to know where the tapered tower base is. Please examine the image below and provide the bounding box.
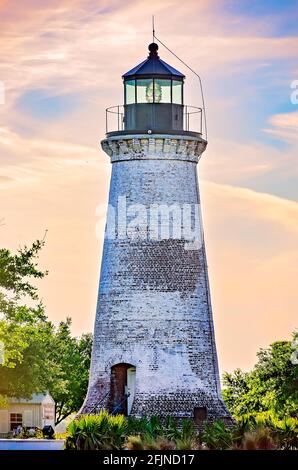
[80,135,231,425]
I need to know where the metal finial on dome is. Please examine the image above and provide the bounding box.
[148,42,159,58]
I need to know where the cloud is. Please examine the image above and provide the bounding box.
[16,89,82,119]
[0,126,103,188]
[200,181,298,371]
[263,110,298,143]
[271,111,298,129]
[203,181,298,234]
[0,0,296,106]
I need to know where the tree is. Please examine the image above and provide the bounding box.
[0,241,92,423]
[0,240,47,301]
[48,319,92,424]
[222,336,298,419]
[0,240,51,398]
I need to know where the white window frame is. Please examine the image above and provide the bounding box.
[10,412,23,431]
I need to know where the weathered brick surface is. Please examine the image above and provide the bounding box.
[81,134,231,422]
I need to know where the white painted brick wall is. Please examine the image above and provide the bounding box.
[81,134,230,421]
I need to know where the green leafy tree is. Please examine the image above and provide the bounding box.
[223,336,298,419]
[0,240,50,398]
[0,240,47,300]
[0,241,92,423]
[49,319,92,424]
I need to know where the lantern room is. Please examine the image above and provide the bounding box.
[105,43,203,138]
[122,42,184,132]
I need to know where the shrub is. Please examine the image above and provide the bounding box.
[175,437,200,450]
[126,415,163,438]
[201,420,233,450]
[233,413,298,450]
[65,412,297,451]
[13,427,44,439]
[126,433,176,450]
[65,411,127,450]
[126,435,144,450]
[242,427,277,450]
[270,417,298,450]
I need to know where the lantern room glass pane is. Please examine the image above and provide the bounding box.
[154,79,171,103]
[136,79,154,103]
[172,80,183,104]
[125,80,135,104]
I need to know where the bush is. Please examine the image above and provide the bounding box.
[65,411,127,450]
[242,427,277,450]
[201,420,233,450]
[273,418,298,450]
[126,435,144,450]
[13,427,44,439]
[65,412,298,450]
[67,414,199,450]
[233,413,298,450]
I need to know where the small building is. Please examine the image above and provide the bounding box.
[0,392,55,435]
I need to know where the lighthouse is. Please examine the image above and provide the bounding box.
[81,42,230,424]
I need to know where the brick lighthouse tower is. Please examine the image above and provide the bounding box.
[81,42,230,424]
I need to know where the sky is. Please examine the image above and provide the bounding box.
[0,0,297,374]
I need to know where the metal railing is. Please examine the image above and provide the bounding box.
[105,104,203,135]
[183,105,202,133]
[89,391,110,414]
[106,105,125,134]
[111,393,130,415]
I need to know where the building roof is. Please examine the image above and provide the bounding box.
[123,43,185,80]
[8,392,54,405]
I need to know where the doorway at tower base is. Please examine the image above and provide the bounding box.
[130,391,232,426]
[108,363,136,416]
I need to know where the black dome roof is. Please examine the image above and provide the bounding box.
[122,43,185,80]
